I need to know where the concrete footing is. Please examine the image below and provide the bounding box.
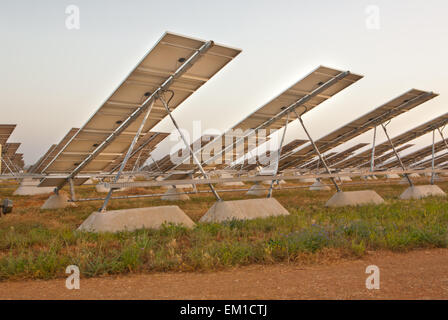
[217,173,245,187]
[298,177,317,183]
[246,183,268,196]
[325,190,385,207]
[262,179,286,185]
[338,176,352,182]
[408,173,420,178]
[309,180,331,191]
[386,173,401,179]
[161,188,190,201]
[399,185,446,200]
[13,179,54,196]
[41,192,77,209]
[78,206,195,233]
[199,198,289,223]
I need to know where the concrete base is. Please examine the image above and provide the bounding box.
[386,174,401,179]
[162,184,194,189]
[13,179,54,196]
[409,173,420,178]
[399,185,446,200]
[262,179,286,185]
[78,206,195,233]
[326,190,385,207]
[199,198,289,223]
[298,178,317,183]
[338,176,352,182]
[161,188,190,201]
[309,180,331,191]
[217,173,245,187]
[246,183,268,196]
[41,192,77,209]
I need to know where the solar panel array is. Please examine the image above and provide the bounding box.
[38,32,241,188]
[336,112,448,169]
[278,89,438,171]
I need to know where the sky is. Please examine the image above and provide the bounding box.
[1,0,447,166]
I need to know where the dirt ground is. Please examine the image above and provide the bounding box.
[1,248,447,300]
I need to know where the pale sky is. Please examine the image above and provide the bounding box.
[1,0,447,166]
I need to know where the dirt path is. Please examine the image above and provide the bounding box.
[1,249,448,300]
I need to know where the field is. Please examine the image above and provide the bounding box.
[1,177,448,282]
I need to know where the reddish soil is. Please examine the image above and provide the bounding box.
[1,248,448,300]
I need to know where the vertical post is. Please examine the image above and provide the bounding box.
[99,100,155,212]
[431,130,436,185]
[268,112,289,198]
[294,110,341,192]
[381,123,413,187]
[69,178,76,201]
[159,95,222,201]
[437,127,448,149]
[370,126,377,172]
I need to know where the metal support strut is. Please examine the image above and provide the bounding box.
[99,100,155,212]
[370,126,377,173]
[294,110,341,192]
[381,123,413,187]
[159,95,222,202]
[268,112,290,198]
[431,130,436,185]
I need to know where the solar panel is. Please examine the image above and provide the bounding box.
[145,134,218,173]
[165,66,362,179]
[31,128,79,174]
[0,124,16,146]
[278,89,438,170]
[29,144,57,173]
[334,143,413,169]
[103,131,169,173]
[233,139,309,172]
[414,152,448,168]
[301,143,369,169]
[232,66,362,132]
[39,32,241,187]
[382,141,446,169]
[334,112,448,169]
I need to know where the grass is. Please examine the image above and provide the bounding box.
[0,178,447,280]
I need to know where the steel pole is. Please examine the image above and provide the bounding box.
[268,112,289,198]
[159,96,222,201]
[99,100,155,212]
[294,110,341,192]
[370,126,377,173]
[431,130,436,185]
[381,123,413,187]
[48,40,214,192]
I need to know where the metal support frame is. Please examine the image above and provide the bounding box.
[99,100,155,212]
[294,110,341,192]
[267,112,289,198]
[437,127,448,150]
[370,126,377,172]
[46,40,214,193]
[159,95,222,201]
[108,132,162,174]
[280,91,434,170]
[381,123,413,187]
[431,130,436,185]
[169,71,352,176]
[69,178,76,201]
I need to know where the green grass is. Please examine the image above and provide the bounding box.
[0,180,448,280]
